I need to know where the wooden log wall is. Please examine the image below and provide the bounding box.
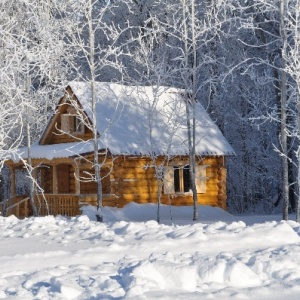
[4,154,228,217]
[111,156,227,209]
[78,166,111,195]
[217,167,227,209]
[79,194,118,207]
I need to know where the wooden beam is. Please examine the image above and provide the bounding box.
[74,163,80,195]
[53,165,58,194]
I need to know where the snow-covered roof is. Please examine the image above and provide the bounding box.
[12,140,99,162]
[10,82,234,162]
[69,82,234,156]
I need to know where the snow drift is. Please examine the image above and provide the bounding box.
[1,204,300,299]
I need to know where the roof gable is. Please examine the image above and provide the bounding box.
[39,86,94,145]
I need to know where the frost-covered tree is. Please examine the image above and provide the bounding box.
[229,0,300,220]
[216,0,290,216]
[160,0,227,220]
[0,2,25,169]
[0,0,71,215]
[130,28,183,223]
[62,0,129,221]
[278,0,300,221]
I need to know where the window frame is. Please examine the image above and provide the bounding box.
[61,113,84,135]
[164,164,207,195]
[173,165,191,193]
[71,115,84,134]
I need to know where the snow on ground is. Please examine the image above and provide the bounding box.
[1,204,300,300]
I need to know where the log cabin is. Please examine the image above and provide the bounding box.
[2,82,235,218]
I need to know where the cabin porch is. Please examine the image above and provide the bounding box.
[2,157,114,218]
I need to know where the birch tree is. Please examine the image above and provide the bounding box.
[279,0,289,220]
[279,0,300,221]
[160,0,226,220]
[63,0,128,221]
[125,9,172,222]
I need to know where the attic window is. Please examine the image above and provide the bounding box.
[164,165,206,195]
[61,114,84,134]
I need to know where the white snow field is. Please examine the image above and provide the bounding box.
[1,204,300,300]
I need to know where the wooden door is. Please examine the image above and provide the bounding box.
[57,164,70,194]
[39,165,53,194]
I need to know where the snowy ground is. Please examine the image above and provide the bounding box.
[1,204,300,300]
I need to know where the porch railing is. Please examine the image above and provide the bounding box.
[0,196,30,218]
[1,194,117,218]
[35,194,81,216]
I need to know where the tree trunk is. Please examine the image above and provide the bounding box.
[26,122,38,217]
[288,145,296,211]
[296,94,300,222]
[280,0,289,220]
[157,177,162,224]
[181,0,198,221]
[295,101,300,223]
[297,146,300,222]
[191,0,198,220]
[88,0,103,221]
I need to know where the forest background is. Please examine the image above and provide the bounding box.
[1,0,299,217]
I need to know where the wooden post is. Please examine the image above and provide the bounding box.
[74,162,80,195]
[53,165,58,194]
[24,198,28,217]
[32,167,38,214]
[16,202,20,218]
[9,166,16,198]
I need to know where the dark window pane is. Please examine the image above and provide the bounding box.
[183,165,190,192]
[76,118,83,132]
[174,166,180,192]
[73,116,77,132]
[73,116,83,133]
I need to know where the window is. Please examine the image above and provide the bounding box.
[164,165,206,194]
[174,165,190,193]
[72,116,83,133]
[61,114,84,134]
